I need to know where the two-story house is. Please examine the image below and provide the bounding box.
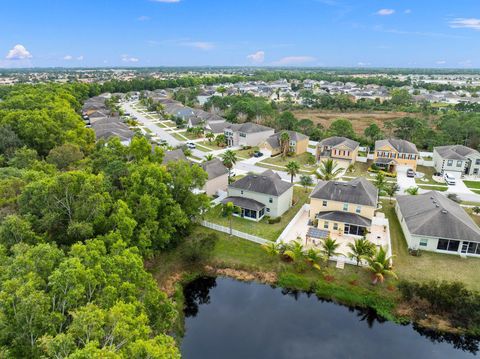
[200,158,229,196]
[433,145,480,178]
[316,136,360,166]
[374,138,419,172]
[262,130,309,156]
[309,177,378,237]
[224,122,274,147]
[222,170,293,220]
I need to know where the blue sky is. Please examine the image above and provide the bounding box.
[1,0,479,68]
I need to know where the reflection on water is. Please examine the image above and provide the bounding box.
[181,276,479,359]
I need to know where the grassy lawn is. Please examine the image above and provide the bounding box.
[194,144,211,152]
[381,200,480,292]
[415,165,441,185]
[233,147,256,159]
[170,132,188,141]
[256,162,314,174]
[203,186,309,241]
[464,180,480,190]
[308,144,317,149]
[344,160,371,177]
[469,210,480,226]
[260,152,316,169]
[418,185,448,192]
[198,141,225,151]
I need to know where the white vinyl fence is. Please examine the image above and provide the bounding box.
[200,220,269,245]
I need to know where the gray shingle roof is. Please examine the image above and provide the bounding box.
[229,170,293,196]
[162,149,187,164]
[221,196,265,211]
[207,121,228,134]
[225,122,273,134]
[318,136,359,150]
[375,138,418,154]
[397,191,480,242]
[316,211,372,227]
[310,177,378,207]
[200,158,228,179]
[434,145,479,160]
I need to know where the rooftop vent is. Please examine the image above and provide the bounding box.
[436,204,440,208]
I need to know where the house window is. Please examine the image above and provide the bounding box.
[457,160,462,167]
[343,203,348,211]
[466,242,480,255]
[266,208,270,213]
[241,190,243,195]
[476,159,480,165]
[269,198,273,203]
[239,132,246,138]
[419,238,428,247]
[355,206,361,214]
[323,221,329,229]
[333,223,338,230]
[437,238,460,252]
[322,200,328,207]
[447,160,453,166]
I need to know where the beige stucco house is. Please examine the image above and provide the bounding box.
[222,170,293,220]
[224,122,274,147]
[200,158,229,196]
[374,138,419,172]
[262,130,309,156]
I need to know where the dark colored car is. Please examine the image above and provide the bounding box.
[406,169,415,178]
[253,151,263,158]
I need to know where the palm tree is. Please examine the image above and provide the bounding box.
[316,159,343,181]
[299,175,313,192]
[321,237,340,265]
[405,186,419,195]
[222,202,239,235]
[285,161,300,183]
[205,132,215,143]
[305,248,322,270]
[280,132,290,158]
[385,182,400,203]
[374,172,387,199]
[347,237,376,267]
[204,154,214,161]
[262,242,282,256]
[367,246,397,285]
[221,150,237,183]
[283,240,305,262]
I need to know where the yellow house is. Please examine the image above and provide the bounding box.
[316,136,359,167]
[374,138,419,172]
[309,177,378,238]
[262,130,309,156]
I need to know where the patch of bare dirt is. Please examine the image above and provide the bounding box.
[204,265,277,285]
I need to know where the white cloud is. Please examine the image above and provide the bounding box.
[76,55,84,61]
[449,18,480,31]
[151,0,180,3]
[63,55,73,60]
[357,62,371,66]
[121,54,139,63]
[273,56,316,66]
[6,44,32,60]
[247,51,265,64]
[138,15,150,21]
[182,41,215,50]
[404,9,412,14]
[376,9,395,16]
[436,60,446,65]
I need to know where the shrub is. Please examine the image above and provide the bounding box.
[267,217,281,224]
[183,233,218,264]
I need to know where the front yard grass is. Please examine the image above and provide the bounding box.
[418,185,448,192]
[381,200,480,292]
[260,152,316,170]
[233,147,255,159]
[464,180,480,190]
[170,132,188,141]
[344,160,371,177]
[203,186,309,241]
[415,165,440,185]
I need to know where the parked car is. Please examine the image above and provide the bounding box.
[444,172,456,186]
[406,169,415,178]
[253,151,263,158]
[186,142,196,149]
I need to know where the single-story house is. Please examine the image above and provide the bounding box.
[396,191,480,257]
[222,170,293,220]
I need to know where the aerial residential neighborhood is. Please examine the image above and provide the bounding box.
[1,0,480,358]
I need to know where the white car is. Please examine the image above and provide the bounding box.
[444,172,456,186]
[186,142,196,149]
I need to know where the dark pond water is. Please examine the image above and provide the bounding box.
[181,276,479,359]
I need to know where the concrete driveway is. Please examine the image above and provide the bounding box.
[396,167,416,192]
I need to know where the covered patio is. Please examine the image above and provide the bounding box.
[221,196,266,221]
[374,157,397,172]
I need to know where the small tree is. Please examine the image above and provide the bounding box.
[299,175,313,192]
[473,206,480,215]
[367,246,397,285]
[204,154,214,161]
[305,248,322,270]
[374,172,387,199]
[222,202,239,235]
[316,159,343,181]
[405,186,419,195]
[279,132,291,158]
[385,182,400,203]
[205,132,215,143]
[321,237,340,266]
[347,237,376,267]
[286,161,301,183]
[221,150,237,183]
